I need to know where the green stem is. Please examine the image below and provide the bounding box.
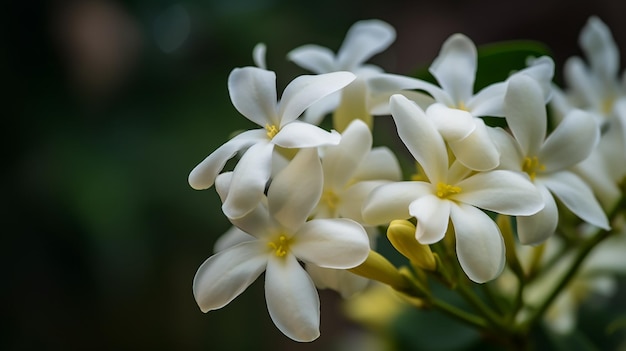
[431,298,490,330]
[456,282,505,328]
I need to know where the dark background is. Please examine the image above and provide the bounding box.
[5,0,626,350]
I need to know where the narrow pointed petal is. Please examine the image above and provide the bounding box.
[453,170,543,216]
[410,195,450,244]
[268,148,323,231]
[337,19,396,69]
[337,20,396,70]
[278,72,355,125]
[517,184,558,245]
[541,171,610,230]
[193,241,268,312]
[222,141,274,219]
[368,73,454,106]
[564,58,599,108]
[429,34,477,104]
[363,181,431,225]
[512,56,555,102]
[389,94,448,182]
[539,109,599,172]
[292,218,370,268]
[488,127,524,171]
[447,119,500,171]
[504,75,547,156]
[188,129,267,190]
[323,119,371,189]
[306,264,369,298]
[580,16,619,81]
[272,121,341,148]
[340,180,389,223]
[302,91,341,125]
[450,203,505,283]
[252,43,267,69]
[426,103,475,141]
[352,146,402,181]
[228,201,274,240]
[228,67,278,126]
[287,44,336,74]
[265,255,320,342]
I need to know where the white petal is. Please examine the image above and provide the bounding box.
[228,200,274,240]
[228,67,278,126]
[368,73,454,105]
[340,180,389,223]
[272,121,341,148]
[268,148,322,231]
[563,57,600,108]
[214,171,233,202]
[322,119,371,189]
[488,127,524,171]
[351,146,402,181]
[580,16,619,81]
[362,181,431,225]
[302,91,341,125]
[252,43,267,69]
[193,241,268,312]
[292,218,370,268]
[453,170,543,216]
[222,141,274,219]
[450,203,505,283]
[466,82,507,117]
[447,119,500,171]
[410,195,450,244]
[278,72,355,125]
[188,129,266,190]
[265,254,320,342]
[541,171,610,230]
[539,109,599,172]
[287,44,336,74]
[214,226,255,252]
[389,94,448,182]
[512,56,555,102]
[426,103,475,141]
[504,74,547,156]
[306,264,369,298]
[332,76,370,132]
[429,34,477,104]
[337,19,396,70]
[516,184,558,245]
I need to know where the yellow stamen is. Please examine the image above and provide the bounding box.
[457,101,468,111]
[321,190,339,211]
[268,235,291,257]
[265,124,279,139]
[435,182,462,198]
[601,97,615,115]
[522,156,545,181]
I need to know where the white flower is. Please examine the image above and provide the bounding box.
[492,74,610,245]
[188,67,355,219]
[306,119,402,297]
[368,34,554,171]
[193,148,370,342]
[287,19,396,130]
[363,94,544,283]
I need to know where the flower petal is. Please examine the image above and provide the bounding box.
[541,171,610,230]
[340,180,389,223]
[337,19,396,70]
[351,146,402,181]
[222,141,274,219]
[450,203,505,283]
[363,181,431,225]
[188,129,266,190]
[306,264,369,298]
[465,81,507,117]
[580,16,619,81]
[429,34,477,104]
[265,254,320,342]
[368,73,454,106]
[302,91,341,125]
[539,109,599,172]
[214,226,255,252]
[268,148,323,231]
[272,121,341,148]
[504,74,547,156]
[292,218,370,269]
[228,67,278,126]
[410,194,450,244]
[389,94,448,182]
[252,42,267,69]
[322,119,371,189]
[453,170,543,216]
[447,119,500,171]
[193,241,268,312]
[516,184,558,245]
[287,44,336,74]
[426,103,475,141]
[278,72,355,125]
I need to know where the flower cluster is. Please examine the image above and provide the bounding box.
[187,17,626,344]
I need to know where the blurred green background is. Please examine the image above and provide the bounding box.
[5,0,626,350]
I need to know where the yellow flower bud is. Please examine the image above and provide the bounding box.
[387,220,437,271]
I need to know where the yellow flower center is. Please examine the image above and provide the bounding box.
[265,124,279,139]
[268,235,291,257]
[321,190,340,211]
[522,156,545,181]
[435,182,462,199]
[457,101,468,111]
[601,97,615,115]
